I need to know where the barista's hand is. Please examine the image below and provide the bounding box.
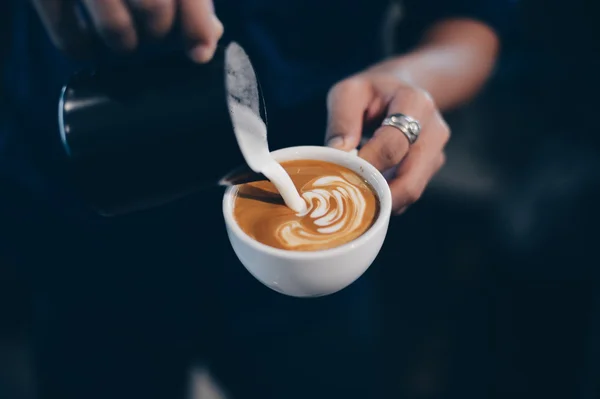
[325,69,450,214]
[31,0,223,63]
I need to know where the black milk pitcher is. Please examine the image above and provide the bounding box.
[59,42,266,217]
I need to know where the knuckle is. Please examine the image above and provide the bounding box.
[428,111,451,145]
[439,120,451,144]
[379,144,400,167]
[376,130,406,166]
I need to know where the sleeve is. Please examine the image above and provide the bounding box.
[400,0,517,41]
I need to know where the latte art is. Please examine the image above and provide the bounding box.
[233,160,379,251]
[277,173,369,249]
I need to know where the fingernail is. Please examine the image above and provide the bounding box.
[188,43,216,64]
[212,14,224,39]
[327,136,345,149]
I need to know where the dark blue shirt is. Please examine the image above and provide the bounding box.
[0,2,512,367]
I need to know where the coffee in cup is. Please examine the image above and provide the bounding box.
[223,146,392,297]
[233,160,379,251]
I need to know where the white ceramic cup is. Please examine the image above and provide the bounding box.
[222,146,392,297]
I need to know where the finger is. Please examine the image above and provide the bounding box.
[389,113,450,213]
[82,0,138,52]
[31,0,93,57]
[180,0,224,63]
[325,78,373,151]
[126,0,176,38]
[358,86,435,172]
[390,152,446,214]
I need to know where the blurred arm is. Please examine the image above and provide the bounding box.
[372,18,499,111]
[373,0,512,110]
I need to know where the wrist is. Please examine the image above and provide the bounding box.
[366,50,440,98]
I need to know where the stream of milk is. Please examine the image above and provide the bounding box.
[229,102,307,214]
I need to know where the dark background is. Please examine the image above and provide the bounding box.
[2,0,600,398]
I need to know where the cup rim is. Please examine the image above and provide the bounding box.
[222,145,392,260]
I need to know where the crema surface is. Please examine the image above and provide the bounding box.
[233,160,379,251]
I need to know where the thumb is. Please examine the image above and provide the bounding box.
[325,78,372,151]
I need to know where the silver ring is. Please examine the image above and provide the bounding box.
[381,113,421,145]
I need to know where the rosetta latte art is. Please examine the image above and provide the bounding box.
[277,173,369,250]
[233,160,379,251]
